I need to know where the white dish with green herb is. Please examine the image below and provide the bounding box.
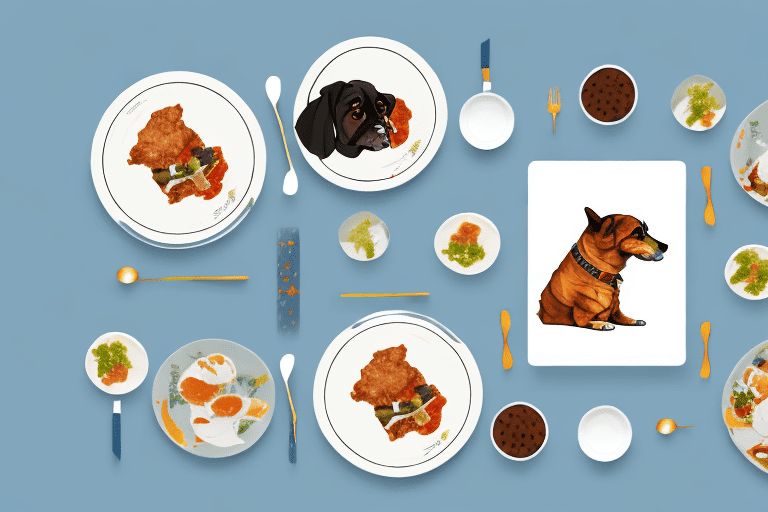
[724,244,768,300]
[339,211,390,261]
[671,75,726,131]
[85,332,149,395]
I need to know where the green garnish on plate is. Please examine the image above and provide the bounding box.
[730,249,768,296]
[92,341,132,378]
[442,241,486,268]
[685,83,721,127]
[348,217,377,259]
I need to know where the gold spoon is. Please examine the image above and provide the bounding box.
[700,321,711,379]
[500,310,513,370]
[656,418,693,435]
[701,166,715,226]
[116,267,248,284]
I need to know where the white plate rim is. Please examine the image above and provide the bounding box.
[313,310,483,477]
[578,64,638,126]
[723,244,768,300]
[293,37,448,192]
[459,91,515,150]
[577,405,632,462]
[91,71,266,248]
[434,212,501,275]
[85,332,148,395]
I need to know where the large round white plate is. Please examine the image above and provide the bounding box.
[152,339,275,458]
[85,332,149,395]
[722,340,768,474]
[730,99,768,207]
[293,37,448,192]
[92,72,266,248]
[723,244,768,300]
[314,311,482,477]
[434,213,501,275]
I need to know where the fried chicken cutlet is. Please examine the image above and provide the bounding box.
[128,104,198,169]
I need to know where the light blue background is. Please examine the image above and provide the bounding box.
[3,0,767,509]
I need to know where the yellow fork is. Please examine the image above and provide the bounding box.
[548,86,561,133]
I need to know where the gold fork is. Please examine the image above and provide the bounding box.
[548,86,561,133]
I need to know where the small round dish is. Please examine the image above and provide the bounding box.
[578,405,632,462]
[579,65,638,126]
[724,244,768,300]
[459,92,514,150]
[671,75,726,131]
[434,213,500,275]
[85,332,149,395]
[339,211,390,261]
[490,402,548,461]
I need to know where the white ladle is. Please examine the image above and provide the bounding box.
[280,354,297,462]
[266,76,298,195]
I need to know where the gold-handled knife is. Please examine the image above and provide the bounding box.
[280,354,297,462]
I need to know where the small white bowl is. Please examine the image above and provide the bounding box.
[490,402,548,461]
[578,405,632,462]
[670,75,726,131]
[459,92,515,150]
[723,244,768,300]
[338,211,390,261]
[579,65,638,126]
[85,332,149,395]
[434,212,500,275]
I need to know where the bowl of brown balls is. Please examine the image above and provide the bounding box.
[490,402,548,461]
[579,64,638,125]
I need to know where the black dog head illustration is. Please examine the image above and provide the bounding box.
[583,207,668,265]
[295,80,396,159]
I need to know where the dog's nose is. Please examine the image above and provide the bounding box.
[381,141,389,148]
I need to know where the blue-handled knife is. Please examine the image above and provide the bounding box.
[112,400,121,460]
[481,39,490,83]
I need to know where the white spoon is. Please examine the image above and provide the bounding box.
[266,76,298,195]
[280,354,297,462]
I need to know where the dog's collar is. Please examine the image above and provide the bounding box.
[570,244,623,289]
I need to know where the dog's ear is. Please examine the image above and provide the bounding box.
[585,207,602,232]
[382,93,396,116]
[295,81,347,160]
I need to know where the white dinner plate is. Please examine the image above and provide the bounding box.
[293,37,447,192]
[722,340,768,474]
[314,311,482,477]
[730,99,768,207]
[92,72,266,248]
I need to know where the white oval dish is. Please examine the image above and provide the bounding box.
[723,244,768,300]
[490,402,548,461]
[670,75,726,131]
[434,213,500,275]
[578,405,632,462]
[579,65,638,126]
[85,332,149,395]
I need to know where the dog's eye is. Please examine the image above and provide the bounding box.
[350,109,364,121]
[376,100,387,113]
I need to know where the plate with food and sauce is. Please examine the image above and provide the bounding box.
[730,99,768,207]
[722,341,768,473]
[313,311,482,477]
[293,37,448,192]
[92,72,266,248]
[151,339,275,458]
[434,213,501,275]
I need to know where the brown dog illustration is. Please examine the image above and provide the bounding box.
[538,207,668,331]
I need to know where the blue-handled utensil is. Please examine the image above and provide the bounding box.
[112,400,121,460]
[280,354,297,463]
